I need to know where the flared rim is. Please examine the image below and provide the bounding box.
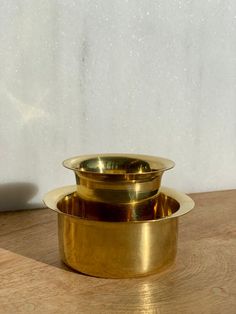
[43,185,194,224]
[63,153,175,177]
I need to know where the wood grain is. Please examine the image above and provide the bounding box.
[0,190,236,313]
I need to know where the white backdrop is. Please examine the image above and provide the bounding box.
[0,0,236,209]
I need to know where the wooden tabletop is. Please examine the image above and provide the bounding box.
[0,190,236,314]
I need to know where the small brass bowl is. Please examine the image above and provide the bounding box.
[44,186,194,278]
[63,154,175,204]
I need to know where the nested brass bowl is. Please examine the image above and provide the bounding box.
[63,154,175,204]
[44,185,194,278]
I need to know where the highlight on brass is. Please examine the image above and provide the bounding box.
[78,156,152,174]
[63,154,175,204]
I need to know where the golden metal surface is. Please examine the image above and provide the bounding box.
[44,186,194,278]
[57,191,179,221]
[63,154,175,204]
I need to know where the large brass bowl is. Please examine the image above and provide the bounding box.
[63,154,175,204]
[44,186,194,278]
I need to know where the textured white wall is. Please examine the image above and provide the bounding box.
[0,0,236,209]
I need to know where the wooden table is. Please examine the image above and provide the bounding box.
[0,190,236,313]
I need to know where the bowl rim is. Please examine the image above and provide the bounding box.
[62,153,175,176]
[43,185,194,224]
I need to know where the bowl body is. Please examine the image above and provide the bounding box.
[44,186,194,278]
[63,154,175,204]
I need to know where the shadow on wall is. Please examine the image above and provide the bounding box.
[0,182,41,211]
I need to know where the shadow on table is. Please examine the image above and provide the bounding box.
[0,182,76,273]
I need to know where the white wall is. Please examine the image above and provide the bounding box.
[0,0,236,209]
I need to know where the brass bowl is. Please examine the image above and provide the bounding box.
[63,154,175,204]
[44,186,194,278]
